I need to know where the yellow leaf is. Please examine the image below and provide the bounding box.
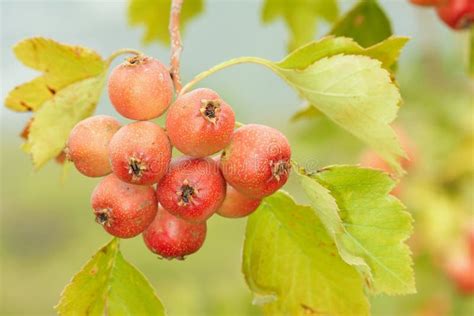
[5,37,105,112]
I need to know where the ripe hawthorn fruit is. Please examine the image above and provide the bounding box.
[156,157,226,222]
[143,205,207,260]
[165,88,235,157]
[436,0,474,29]
[108,55,173,120]
[109,121,172,185]
[444,227,474,294]
[90,174,158,238]
[66,115,121,177]
[217,184,261,218]
[220,124,291,199]
[445,256,474,294]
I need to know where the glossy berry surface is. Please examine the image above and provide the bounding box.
[220,124,291,199]
[217,185,261,218]
[90,174,158,238]
[67,115,121,177]
[156,157,226,222]
[143,205,207,259]
[108,55,173,120]
[436,0,474,29]
[109,121,172,185]
[166,88,235,157]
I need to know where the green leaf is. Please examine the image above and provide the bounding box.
[273,39,407,172]
[5,37,106,112]
[4,37,108,168]
[243,191,369,316]
[330,0,392,48]
[295,165,415,295]
[128,0,203,45]
[277,36,408,72]
[261,0,338,51]
[55,239,166,316]
[22,74,107,168]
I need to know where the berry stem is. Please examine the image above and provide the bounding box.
[106,49,143,66]
[179,56,272,95]
[170,0,184,93]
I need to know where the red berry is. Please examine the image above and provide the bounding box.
[220,124,291,199]
[67,115,121,177]
[409,0,440,6]
[156,157,226,222]
[109,121,172,185]
[217,185,261,218]
[108,55,173,120]
[166,88,235,157]
[143,205,207,259]
[445,257,474,294]
[436,0,474,29]
[91,174,158,238]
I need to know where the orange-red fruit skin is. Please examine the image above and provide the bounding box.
[217,185,261,218]
[446,257,474,294]
[165,88,235,157]
[220,124,291,199]
[67,115,121,177]
[143,206,207,259]
[109,121,172,185]
[410,0,440,6]
[156,157,226,222]
[108,56,173,120]
[91,174,158,238]
[436,0,474,29]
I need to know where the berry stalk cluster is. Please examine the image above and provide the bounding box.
[66,55,292,259]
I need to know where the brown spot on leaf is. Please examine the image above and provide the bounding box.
[354,15,365,26]
[20,119,34,140]
[20,101,33,111]
[301,304,318,314]
[46,85,56,95]
[89,264,99,275]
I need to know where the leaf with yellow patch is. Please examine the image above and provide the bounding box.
[5,37,106,112]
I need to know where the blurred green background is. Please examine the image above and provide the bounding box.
[1,0,473,315]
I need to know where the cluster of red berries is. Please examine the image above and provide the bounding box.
[66,55,291,259]
[410,0,474,29]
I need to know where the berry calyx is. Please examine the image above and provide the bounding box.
[200,99,221,124]
[109,121,172,185]
[156,157,226,222]
[217,185,261,218]
[108,55,174,120]
[90,174,158,238]
[220,124,291,198]
[166,88,235,157]
[143,205,207,260]
[66,115,121,177]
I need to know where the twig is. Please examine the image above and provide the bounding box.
[179,56,271,95]
[169,0,184,93]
